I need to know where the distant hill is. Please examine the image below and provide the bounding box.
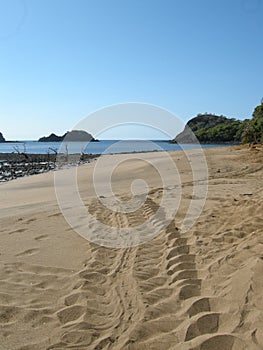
[38,130,98,142]
[173,114,244,143]
[0,132,6,142]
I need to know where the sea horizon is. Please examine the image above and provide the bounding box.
[0,139,235,155]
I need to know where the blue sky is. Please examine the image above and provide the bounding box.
[0,0,262,140]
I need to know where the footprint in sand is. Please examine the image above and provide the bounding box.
[48,212,62,218]
[8,228,27,235]
[16,248,39,257]
[0,306,18,324]
[34,234,48,241]
[25,218,37,224]
[57,305,86,325]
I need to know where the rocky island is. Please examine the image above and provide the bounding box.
[38,130,98,142]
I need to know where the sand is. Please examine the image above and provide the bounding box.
[0,146,262,350]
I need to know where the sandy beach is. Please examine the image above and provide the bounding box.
[0,146,262,350]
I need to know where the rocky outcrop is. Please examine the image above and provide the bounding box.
[38,133,62,142]
[173,114,243,143]
[38,130,98,142]
[0,132,6,142]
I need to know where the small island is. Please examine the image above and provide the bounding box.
[38,130,98,142]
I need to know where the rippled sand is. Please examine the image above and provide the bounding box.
[0,145,262,350]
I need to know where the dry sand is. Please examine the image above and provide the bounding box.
[0,146,262,350]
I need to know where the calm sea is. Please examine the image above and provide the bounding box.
[0,140,232,155]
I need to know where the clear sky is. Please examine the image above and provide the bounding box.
[0,0,262,140]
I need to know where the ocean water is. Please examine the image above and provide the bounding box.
[0,140,232,155]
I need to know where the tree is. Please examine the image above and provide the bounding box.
[242,102,263,144]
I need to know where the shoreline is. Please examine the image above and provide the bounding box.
[0,145,235,183]
[2,143,257,184]
[0,152,99,183]
[1,144,247,183]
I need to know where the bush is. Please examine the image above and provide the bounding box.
[242,103,263,144]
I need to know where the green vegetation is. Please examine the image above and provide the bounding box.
[191,115,244,143]
[174,102,263,144]
[241,103,263,144]
[174,114,244,143]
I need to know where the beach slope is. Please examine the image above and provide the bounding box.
[0,146,262,350]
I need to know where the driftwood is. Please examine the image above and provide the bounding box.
[0,153,98,183]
